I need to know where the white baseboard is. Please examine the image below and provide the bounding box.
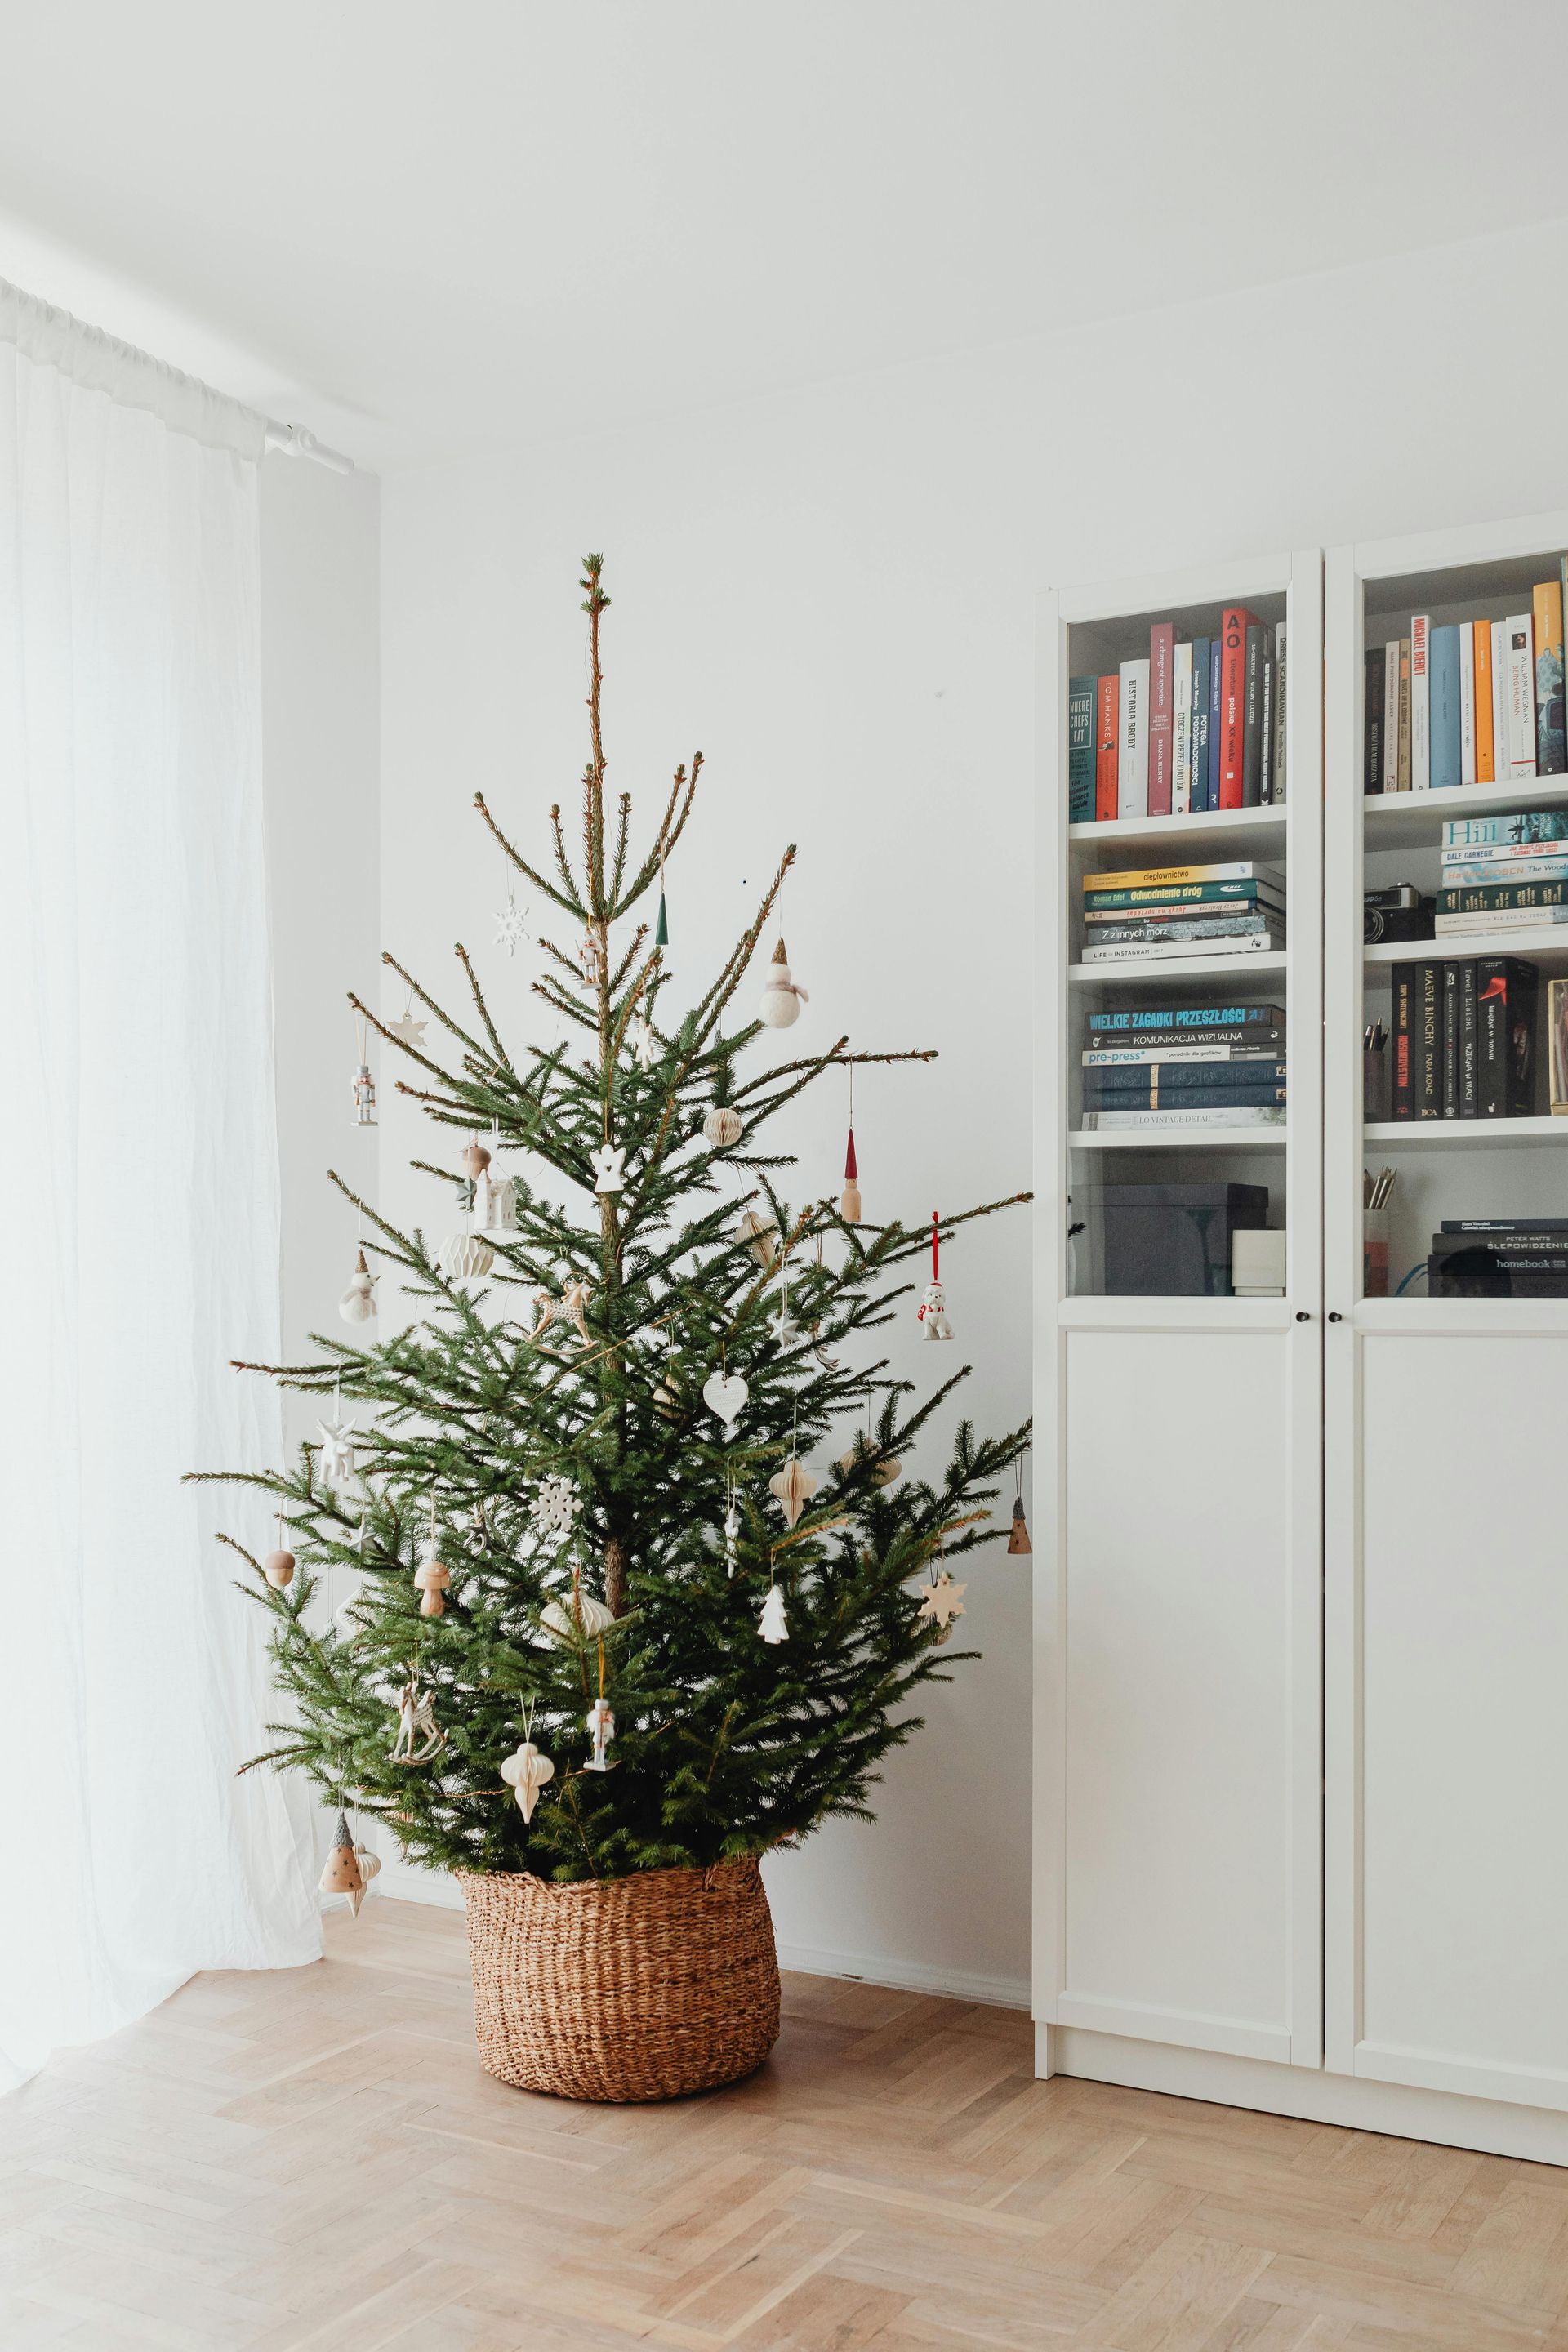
[1043,2023,1568,2169]
[370,1857,1028,2011]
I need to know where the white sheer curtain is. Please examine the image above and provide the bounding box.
[0,281,320,2091]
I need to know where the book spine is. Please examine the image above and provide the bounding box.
[1084,859,1285,889]
[1437,879,1568,914]
[1083,1041,1285,1063]
[1084,880,1285,909]
[1171,640,1194,815]
[1085,1067,1286,1098]
[1505,612,1538,777]
[1391,962,1415,1120]
[1437,906,1568,933]
[1416,959,1440,1118]
[1078,933,1283,964]
[1085,1105,1286,1129]
[1440,855,1568,883]
[1364,648,1385,791]
[1459,959,1478,1117]
[1383,639,1401,794]
[1085,915,1281,946]
[1218,607,1250,808]
[1095,674,1119,821]
[1207,632,1222,810]
[1534,578,1566,774]
[1190,639,1211,812]
[1441,1218,1568,1232]
[1242,624,1266,806]
[1443,811,1568,848]
[1087,1003,1288,1031]
[1428,625,1461,788]
[1118,657,1150,817]
[1397,639,1412,788]
[1273,621,1287,804]
[1147,623,1175,815]
[1067,675,1096,823]
[1459,622,1476,786]
[1410,614,1431,789]
[1477,958,1540,1116]
[1441,960,1459,1117]
[1492,621,1509,791]
[1259,649,1275,804]
[1473,621,1495,783]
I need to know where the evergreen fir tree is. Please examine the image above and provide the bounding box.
[194,556,1030,1882]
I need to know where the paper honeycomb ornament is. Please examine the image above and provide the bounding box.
[703,1105,743,1148]
[768,1455,817,1530]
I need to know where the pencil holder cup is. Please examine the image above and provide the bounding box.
[1364,1207,1390,1299]
[1363,1049,1388,1122]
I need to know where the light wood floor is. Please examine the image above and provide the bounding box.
[4,1901,1568,2350]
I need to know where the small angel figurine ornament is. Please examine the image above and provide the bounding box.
[916,1213,954,1341]
[339,1247,378,1325]
[585,1696,615,1772]
[591,1143,626,1196]
[390,1672,446,1763]
[759,937,808,1029]
[500,1735,555,1820]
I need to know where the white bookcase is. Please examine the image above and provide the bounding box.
[1033,519,1568,2167]
[1034,552,1325,2077]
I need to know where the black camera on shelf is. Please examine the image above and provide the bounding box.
[1364,884,1435,944]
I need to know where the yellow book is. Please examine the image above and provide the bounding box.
[1473,620,1495,783]
[1081,862,1281,892]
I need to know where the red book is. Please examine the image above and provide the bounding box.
[1095,674,1119,820]
[1218,607,1259,809]
[1147,623,1176,814]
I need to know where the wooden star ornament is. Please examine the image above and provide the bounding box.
[916,1572,967,1632]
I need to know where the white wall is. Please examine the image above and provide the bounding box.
[379,216,1568,2007]
[259,455,381,1469]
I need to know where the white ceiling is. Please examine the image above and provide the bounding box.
[2,0,1567,474]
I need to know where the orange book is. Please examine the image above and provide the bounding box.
[1473,620,1495,783]
[1094,674,1120,820]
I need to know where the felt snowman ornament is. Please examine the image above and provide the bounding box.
[339,1247,378,1325]
[759,938,808,1028]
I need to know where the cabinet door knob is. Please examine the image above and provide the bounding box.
[1294,1310,1311,1322]
[1328,1311,1343,1323]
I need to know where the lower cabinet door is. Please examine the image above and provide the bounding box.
[1041,1313,1322,2067]
[1328,1317,1568,2112]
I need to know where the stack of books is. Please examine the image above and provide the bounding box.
[1363,576,1566,791]
[1388,954,1538,1119]
[1437,806,1568,937]
[1068,608,1286,822]
[1080,1001,1287,1133]
[1428,1219,1568,1298]
[1080,858,1285,966]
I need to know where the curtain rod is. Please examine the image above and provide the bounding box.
[263,420,354,475]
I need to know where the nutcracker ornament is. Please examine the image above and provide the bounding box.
[917,1212,953,1341]
[585,1688,615,1773]
[350,1012,376,1126]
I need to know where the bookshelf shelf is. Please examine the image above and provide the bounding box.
[1070,1125,1288,1152]
[1362,772,1568,850]
[1069,949,1289,987]
[1365,930,1568,977]
[1069,802,1289,865]
[1363,1116,1568,1147]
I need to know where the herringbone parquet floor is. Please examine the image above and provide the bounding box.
[3,1899,1568,2351]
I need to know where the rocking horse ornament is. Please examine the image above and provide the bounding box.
[528,1277,594,1348]
[917,1211,954,1341]
[390,1670,446,1763]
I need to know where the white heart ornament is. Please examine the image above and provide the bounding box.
[702,1371,748,1436]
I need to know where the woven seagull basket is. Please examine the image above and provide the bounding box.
[457,1857,780,2103]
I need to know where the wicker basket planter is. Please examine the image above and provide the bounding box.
[457,1855,780,2103]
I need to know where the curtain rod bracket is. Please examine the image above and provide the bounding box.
[263,420,354,475]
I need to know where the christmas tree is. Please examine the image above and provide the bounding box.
[195,556,1030,1884]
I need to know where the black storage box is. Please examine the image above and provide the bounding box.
[1098,1182,1271,1297]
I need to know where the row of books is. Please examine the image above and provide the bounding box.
[1388,957,1537,1119]
[1436,802,1568,936]
[1363,575,1566,792]
[1429,1220,1568,1298]
[1080,1000,1287,1132]
[1079,858,1284,966]
[1069,612,1287,822]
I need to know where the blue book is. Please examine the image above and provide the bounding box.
[1190,639,1211,811]
[1067,675,1096,822]
[1429,625,1462,789]
[1207,639,1223,810]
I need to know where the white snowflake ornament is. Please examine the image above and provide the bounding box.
[631,1009,657,1071]
[530,1477,580,1539]
[387,1010,428,1049]
[494,894,529,956]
